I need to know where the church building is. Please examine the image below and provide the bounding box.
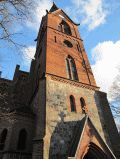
[0,3,120,159]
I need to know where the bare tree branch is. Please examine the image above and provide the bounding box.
[109,67,120,120]
[0,0,35,49]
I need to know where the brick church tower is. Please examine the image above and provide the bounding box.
[31,3,120,159]
[0,2,120,159]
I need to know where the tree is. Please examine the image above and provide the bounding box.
[109,70,120,118]
[0,0,34,47]
[108,67,120,132]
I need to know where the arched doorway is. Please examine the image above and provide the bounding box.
[83,143,109,159]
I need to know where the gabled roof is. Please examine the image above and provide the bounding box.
[68,115,116,159]
[49,2,80,26]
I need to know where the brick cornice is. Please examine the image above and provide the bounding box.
[46,73,100,91]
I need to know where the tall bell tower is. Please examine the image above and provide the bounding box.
[31,3,120,159]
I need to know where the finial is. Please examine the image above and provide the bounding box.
[53,1,57,7]
[49,1,59,13]
[46,9,48,14]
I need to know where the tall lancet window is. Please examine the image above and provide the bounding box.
[66,56,78,81]
[70,95,76,112]
[70,59,78,80]
[66,58,72,79]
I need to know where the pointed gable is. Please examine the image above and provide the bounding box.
[49,3,80,26]
[49,2,59,13]
[68,116,116,159]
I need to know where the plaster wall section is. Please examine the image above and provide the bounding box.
[94,91,120,159]
[44,77,105,158]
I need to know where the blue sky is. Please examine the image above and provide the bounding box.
[0,0,120,108]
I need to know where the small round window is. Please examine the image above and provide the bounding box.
[64,40,73,48]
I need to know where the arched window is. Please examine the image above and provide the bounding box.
[62,21,72,35]
[80,97,86,114]
[58,20,72,35]
[66,56,78,81]
[64,40,73,48]
[70,95,76,112]
[17,129,27,151]
[0,129,8,150]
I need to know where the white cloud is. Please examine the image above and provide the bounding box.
[68,0,107,30]
[116,115,120,130]
[27,0,52,30]
[22,46,36,66]
[91,41,120,95]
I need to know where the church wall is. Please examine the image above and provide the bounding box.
[0,117,13,151]
[0,113,35,152]
[95,91,120,158]
[43,76,105,158]
[10,114,35,152]
[46,27,95,85]
[32,78,46,159]
[46,14,97,86]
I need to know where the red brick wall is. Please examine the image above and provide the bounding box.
[46,12,97,86]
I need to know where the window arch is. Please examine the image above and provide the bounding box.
[17,129,27,151]
[0,129,8,150]
[64,40,73,48]
[80,97,86,114]
[66,56,78,81]
[70,95,76,112]
[58,20,72,35]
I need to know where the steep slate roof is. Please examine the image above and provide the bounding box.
[68,117,86,156]
[49,2,80,26]
[68,115,116,159]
